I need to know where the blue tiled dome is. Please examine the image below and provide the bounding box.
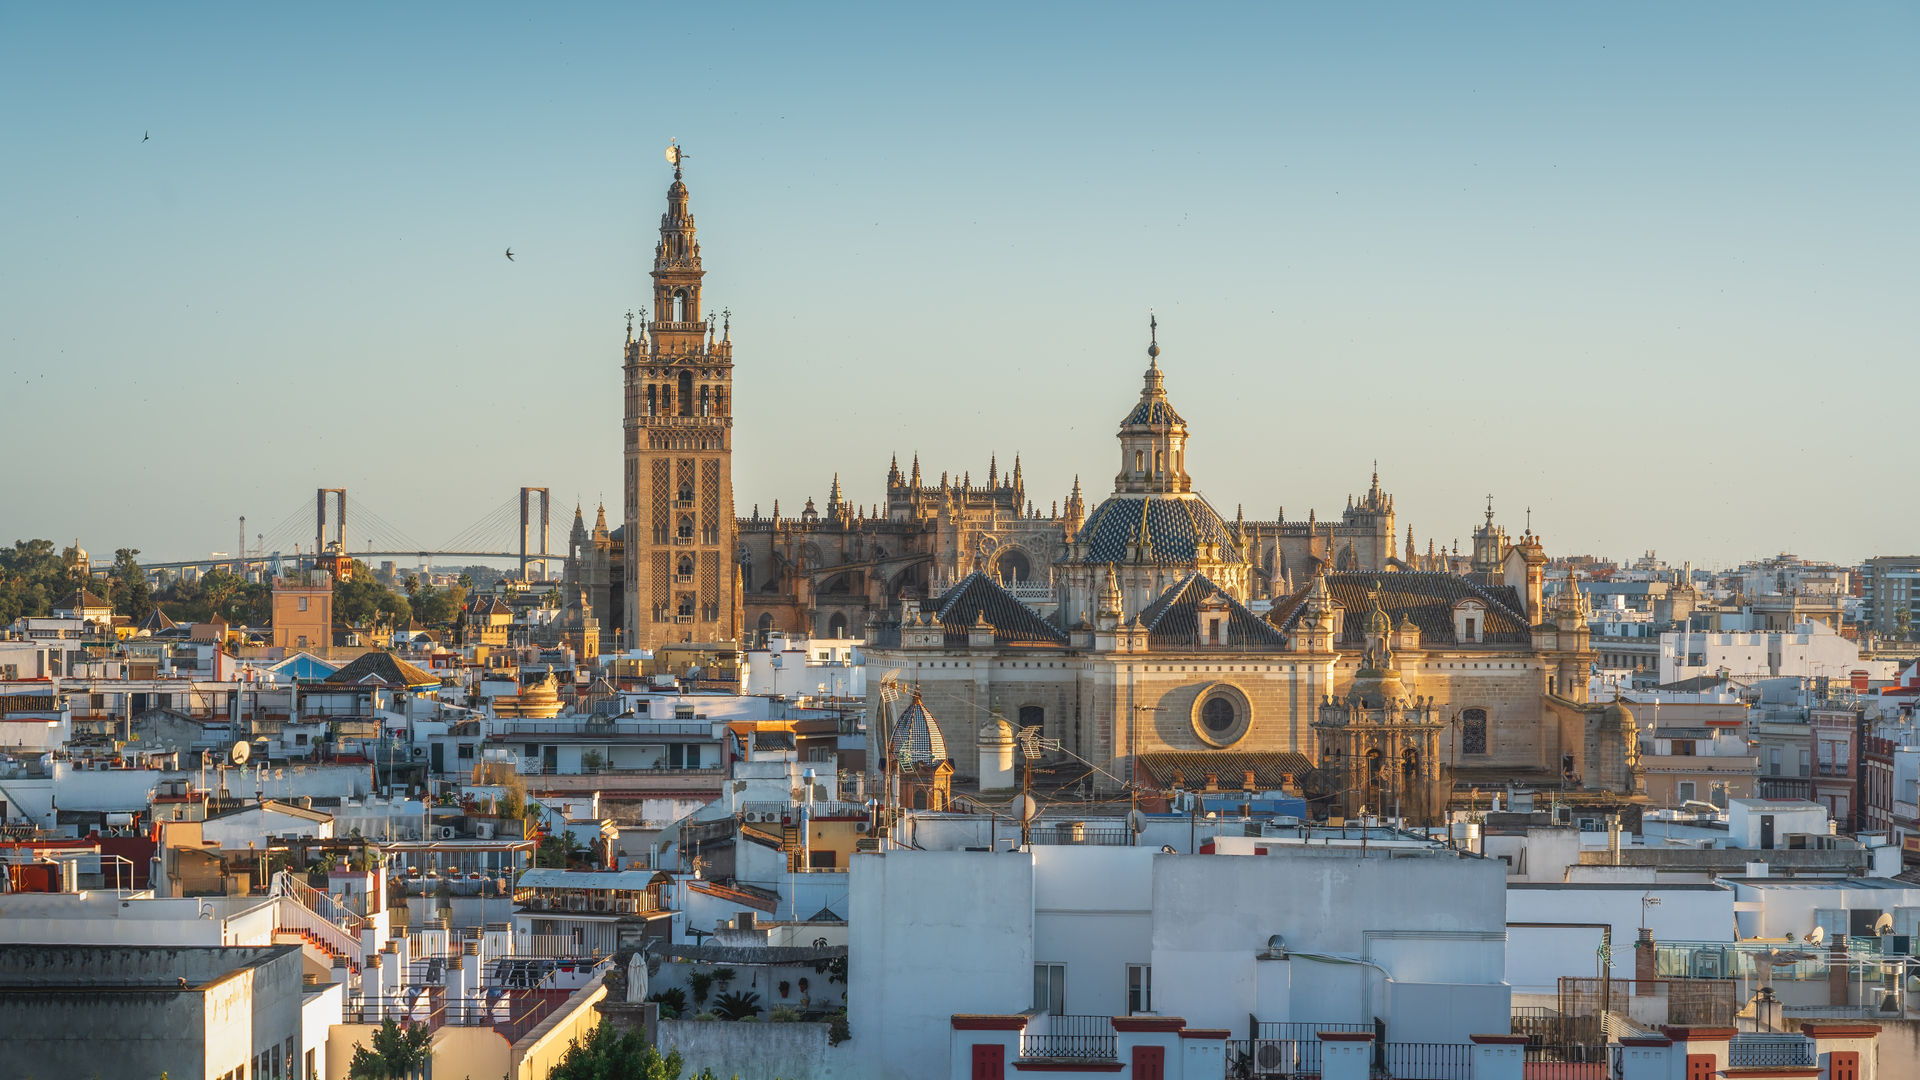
[891,688,948,768]
[1077,494,1243,565]
[1121,396,1185,427]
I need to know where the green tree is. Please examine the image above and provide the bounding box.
[548,1021,686,1080]
[111,548,153,621]
[346,1018,431,1079]
[403,574,420,597]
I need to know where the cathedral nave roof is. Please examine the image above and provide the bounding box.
[1266,571,1532,647]
[932,570,1070,647]
[1136,572,1290,650]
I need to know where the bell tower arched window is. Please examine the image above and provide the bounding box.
[673,289,687,322]
[677,515,694,540]
[678,371,694,417]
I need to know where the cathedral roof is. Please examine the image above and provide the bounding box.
[1076,493,1244,566]
[932,571,1069,646]
[1136,751,1316,792]
[891,688,949,768]
[1136,572,1289,650]
[1266,571,1532,647]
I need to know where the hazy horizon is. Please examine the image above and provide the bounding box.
[3,5,1914,568]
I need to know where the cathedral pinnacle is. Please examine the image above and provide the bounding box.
[1147,310,1160,368]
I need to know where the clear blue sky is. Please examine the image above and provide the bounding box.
[3,5,1913,566]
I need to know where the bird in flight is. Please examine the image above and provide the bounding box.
[504,248,515,261]
[143,131,149,142]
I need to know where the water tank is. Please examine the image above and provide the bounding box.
[977,710,1017,793]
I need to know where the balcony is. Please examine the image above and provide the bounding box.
[1019,1015,1116,1062]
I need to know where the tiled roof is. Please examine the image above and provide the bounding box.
[1136,573,1289,650]
[63,588,112,610]
[139,609,179,631]
[1076,494,1244,565]
[1267,571,1532,646]
[1122,396,1185,427]
[933,571,1069,646]
[890,688,948,767]
[1136,751,1315,791]
[324,651,440,688]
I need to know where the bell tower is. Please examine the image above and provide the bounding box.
[622,142,738,651]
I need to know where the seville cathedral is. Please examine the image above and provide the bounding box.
[565,151,1644,810]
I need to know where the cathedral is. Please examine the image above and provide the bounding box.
[570,153,1643,807]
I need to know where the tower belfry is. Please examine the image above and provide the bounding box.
[622,142,739,650]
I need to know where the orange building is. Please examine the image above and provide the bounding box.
[270,571,333,651]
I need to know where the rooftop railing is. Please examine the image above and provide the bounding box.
[1728,1035,1815,1068]
[1020,1015,1116,1061]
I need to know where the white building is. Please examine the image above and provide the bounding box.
[1659,621,1886,685]
[849,842,1509,1080]
[743,632,866,699]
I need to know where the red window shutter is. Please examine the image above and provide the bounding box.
[1831,1050,1860,1080]
[1132,1045,1166,1080]
[1685,1053,1715,1080]
[971,1042,1005,1080]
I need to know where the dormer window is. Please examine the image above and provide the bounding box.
[1453,600,1487,644]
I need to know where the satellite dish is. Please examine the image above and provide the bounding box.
[1908,975,1920,995]
[1128,809,1148,835]
[229,741,251,766]
[1017,795,1038,824]
[1806,925,1826,947]
[1876,912,1896,935]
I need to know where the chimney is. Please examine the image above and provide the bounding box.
[737,910,756,933]
[1634,928,1656,996]
[1243,770,1258,792]
[1205,773,1219,792]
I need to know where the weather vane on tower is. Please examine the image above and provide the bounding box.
[666,139,688,179]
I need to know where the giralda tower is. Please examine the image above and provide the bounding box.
[622,143,738,651]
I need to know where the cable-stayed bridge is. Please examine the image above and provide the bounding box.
[140,487,564,580]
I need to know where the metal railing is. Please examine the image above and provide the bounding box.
[1377,1042,1473,1080]
[1017,1015,1117,1061]
[1728,1035,1815,1067]
[1523,1043,1612,1080]
[1255,1021,1375,1041]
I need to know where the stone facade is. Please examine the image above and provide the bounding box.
[618,149,739,652]
[860,337,1639,803]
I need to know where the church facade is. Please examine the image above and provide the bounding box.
[858,335,1641,807]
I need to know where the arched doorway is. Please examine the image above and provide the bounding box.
[756,612,774,645]
[827,612,849,638]
[995,549,1032,583]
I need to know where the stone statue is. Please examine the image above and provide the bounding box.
[625,949,649,1003]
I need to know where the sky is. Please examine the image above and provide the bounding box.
[2,5,1914,567]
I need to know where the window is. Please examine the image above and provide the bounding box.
[1677,781,1696,804]
[1127,963,1152,1014]
[1033,963,1066,1014]
[678,515,694,540]
[808,850,837,869]
[1208,617,1221,645]
[1464,617,1478,642]
[294,733,307,746]
[1154,450,1164,473]
[1461,708,1488,755]
[298,597,307,612]
[678,371,694,416]
[1201,696,1236,734]
[457,744,474,759]
[678,482,695,503]
[678,593,695,617]
[677,555,694,577]
[1134,450,1143,472]
[306,1048,316,1080]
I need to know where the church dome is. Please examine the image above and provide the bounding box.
[891,688,948,768]
[1076,493,1243,566]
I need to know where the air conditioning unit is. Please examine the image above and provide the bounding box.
[475,823,495,840]
[591,898,610,912]
[856,821,871,833]
[438,826,456,839]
